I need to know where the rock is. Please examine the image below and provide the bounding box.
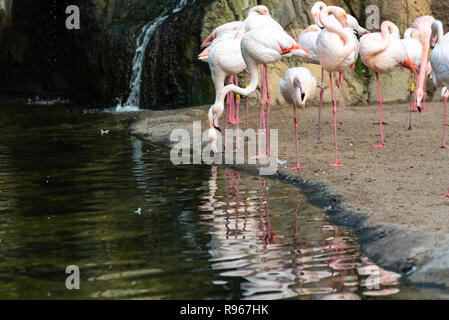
[368,68,413,104]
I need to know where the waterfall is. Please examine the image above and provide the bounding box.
[116,0,191,113]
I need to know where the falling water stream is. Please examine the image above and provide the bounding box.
[0,101,437,300]
[116,0,191,112]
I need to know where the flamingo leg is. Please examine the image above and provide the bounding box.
[226,76,232,124]
[265,64,271,157]
[329,73,343,167]
[422,76,429,111]
[223,85,228,152]
[317,67,324,141]
[373,72,386,148]
[235,88,241,153]
[229,75,236,124]
[442,96,448,149]
[408,71,415,130]
[291,103,304,170]
[338,72,344,126]
[256,65,266,159]
[245,71,249,130]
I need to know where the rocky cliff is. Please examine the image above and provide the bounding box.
[0,0,448,108]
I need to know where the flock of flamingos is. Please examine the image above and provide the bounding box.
[198,2,449,198]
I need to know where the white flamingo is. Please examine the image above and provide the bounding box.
[316,6,359,166]
[208,27,310,157]
[359,21,416,148]
[429,20,449,199]
[279,67,317,169]
[207,38,246,153]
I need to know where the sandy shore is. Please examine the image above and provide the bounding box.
[131,100,449,292]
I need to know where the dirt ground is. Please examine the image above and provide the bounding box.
[132,100,449,235]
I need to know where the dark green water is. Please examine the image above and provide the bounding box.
[0,102,435,300]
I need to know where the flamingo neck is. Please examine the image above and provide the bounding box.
[220,58,260,103]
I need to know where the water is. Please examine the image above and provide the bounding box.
[117,0,192,112]
[0,102,436,300]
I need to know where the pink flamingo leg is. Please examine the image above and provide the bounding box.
[222,86,228,152]
[265,64,271,157]
[422,78,429,111]
[255,65,266,159]
[317,68,324,141]
[442,96,448,149]
[291,104,305,170]
[229,75,236,124]
[245,71,249,129]
[338,72,344,126]
[235,90,241,152]
[374,72,386,148]
[329,73,343,167]
[226,76,232,124]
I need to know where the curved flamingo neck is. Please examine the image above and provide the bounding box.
[431,21,444,45]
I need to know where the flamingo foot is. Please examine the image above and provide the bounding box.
[373,143,386,148]
[228,117,243,125]
[441,144,448,149]
[329,161,343,167]
[291,164,305,170]
[408,105,419,112]
[421,105,429,111]
[440,190,449,199]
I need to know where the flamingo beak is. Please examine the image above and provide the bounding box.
[314,16,324,28]
[213,114,221,132]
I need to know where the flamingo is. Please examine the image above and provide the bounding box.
[312,2,369,129]
[207,38,246,153]
[429,21,449,199]
[208,27,310,157]
[316,6,359,166]
[411,16,436,111]
[279,67,317,169]
[359,21,416,148]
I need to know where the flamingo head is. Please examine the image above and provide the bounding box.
[430,21,443,49]
[311,1,326,28]
[208,104,223,152]
[248,5,270,16]
[294,77,306,106]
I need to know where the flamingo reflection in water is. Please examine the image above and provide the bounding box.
[198,167,402,300]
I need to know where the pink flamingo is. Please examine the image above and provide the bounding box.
[279,67,317,169]
[316,6,359,166]
[207,38,246,153]
[298,24,325,141]
[411,16,436,112]
[360,21,416,148]
[311,2,369,129]
[208,27,310,157]
[429,21,449,199]
[201,21,243,49]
